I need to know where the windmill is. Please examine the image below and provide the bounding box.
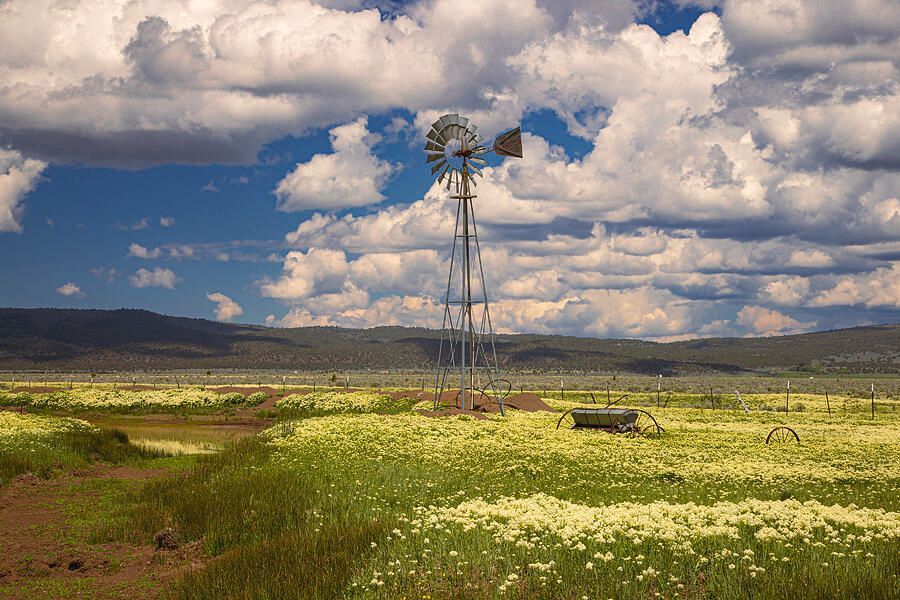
[425,114,523,414]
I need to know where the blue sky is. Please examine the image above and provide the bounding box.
[1,0,898,340]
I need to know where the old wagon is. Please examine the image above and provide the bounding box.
[556,407,664,438]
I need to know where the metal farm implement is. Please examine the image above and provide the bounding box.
[556,407,664,438]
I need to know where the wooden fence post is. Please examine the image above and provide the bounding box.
[871,383,875,419]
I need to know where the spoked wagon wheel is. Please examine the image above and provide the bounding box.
[455,388,491,409]
[556,408,576,430]
[480,378,512,403]
[766,426,800,444]
[617,409,664,438]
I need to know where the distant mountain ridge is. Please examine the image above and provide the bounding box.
[0,308,898,373]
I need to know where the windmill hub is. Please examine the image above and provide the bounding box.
[424,113,523,414]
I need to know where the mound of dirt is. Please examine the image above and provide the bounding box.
[154,528,178,551]
[398,389,553,414]
[502,393,553,412]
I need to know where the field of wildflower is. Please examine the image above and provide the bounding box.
[253,395,900,599]
[276,390,416,416]
[2,382,898,598]
[0,411,159,486]
[0,411,93,445]
[0,387,265,412]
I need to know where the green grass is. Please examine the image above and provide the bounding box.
[105,438,389,598]
[0,428,167,487]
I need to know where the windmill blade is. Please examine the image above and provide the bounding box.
[458,116,469,129]
[426,128,443,144]
[425,141,444,153]
[438,114,453,130]
[431,159,448,175]
[467,164,483,177]
[437,163,450,185]
[446,124,462,141]
[425,152,445,164]
[447,114,460,127]
[493,126,522,158]
[469,156,486,165]
[447,169,460,191]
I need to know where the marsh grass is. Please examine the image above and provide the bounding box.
[0,428,166,486]
[107,438,389,598]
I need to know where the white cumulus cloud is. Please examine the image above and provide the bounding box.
[56,282,84,297]
[129,267,178,289]
[127,242,161,259]
[0,148,46,233]
[736,305,816,337]
[206,292,243,321]
[275,117,395,211]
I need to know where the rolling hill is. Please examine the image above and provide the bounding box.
[0,308,897,373]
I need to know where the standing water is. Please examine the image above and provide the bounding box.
[85,416,264,455]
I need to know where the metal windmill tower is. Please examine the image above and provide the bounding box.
[424,114,522,414]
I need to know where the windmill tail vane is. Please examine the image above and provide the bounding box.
[424,114,523,414]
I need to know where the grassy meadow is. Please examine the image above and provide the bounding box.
[0,382,898,598]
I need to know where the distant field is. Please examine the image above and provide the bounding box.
[3,370,899,398]
[1,382,898,598]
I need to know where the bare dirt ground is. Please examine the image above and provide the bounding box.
[0,466,200,599]
[410,390,553,417]
[8,386,68,394]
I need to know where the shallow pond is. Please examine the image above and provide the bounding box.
[85,416,263,455]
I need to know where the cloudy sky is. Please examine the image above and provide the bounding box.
[1,0,898,340]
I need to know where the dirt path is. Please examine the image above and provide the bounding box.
[0,466,199,599]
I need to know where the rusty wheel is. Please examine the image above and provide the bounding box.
[556,408,576,430]
[481,378,512,401]
[455,388,490,409]
[766,426,799,444]
[614,409,664,438]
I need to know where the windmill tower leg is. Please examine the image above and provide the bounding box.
[460,193,468,410]
[433,161,504,414]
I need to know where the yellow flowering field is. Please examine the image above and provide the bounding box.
[0,412,98,486]
[0,388,262,411]
[262,399,900,599]
[277,390,413,415]
[0,411,93,440]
